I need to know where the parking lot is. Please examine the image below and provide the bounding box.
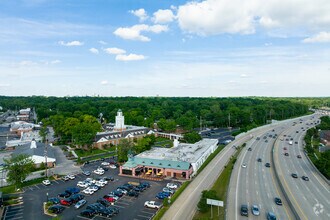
[21,159,178,220]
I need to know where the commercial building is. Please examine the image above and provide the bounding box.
[94,109,148,148]
[12,139,56,167]
[120,138,218,180]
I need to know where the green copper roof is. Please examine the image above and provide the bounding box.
[122,156,190,170]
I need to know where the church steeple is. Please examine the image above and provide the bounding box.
[114,109,126,131]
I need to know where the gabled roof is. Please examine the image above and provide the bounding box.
[12,141,55,159]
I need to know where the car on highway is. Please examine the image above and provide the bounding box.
[267,211,277,220]
[302,176,309,181]
[274,197,282,205]
[291,173,298,178]
[265,163,271,167]
[74,199,87,209]
[251,205,260,216]
[283,147,287,150]
[240,204,248,216]
[248,147,252,151]
[48,205,65,214]
[42,179,51,186]
[297,155,302,158]
[166,183,178,189]
[257,158,262,162]
[265,140,268,143]
[284,152,289,156]
[241,163,247,168]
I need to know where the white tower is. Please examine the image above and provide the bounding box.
[114,109,126,131]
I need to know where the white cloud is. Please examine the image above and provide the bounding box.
[101,80,108,85]
[19,60,37,66]
[58,40,84,46]
[51,60,61,64]
[98,40,107,45]
[104,47,126,55]
[115,53,146,61]
[113,24,168,41]
[130,8,148,22]
[302,32,330,43]
[176,0,330,36]
[0,83,11,87]
[153,9,175,24]
[240,74,248,78]
[89,48,99,54]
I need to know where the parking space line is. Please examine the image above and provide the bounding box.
[34,185,40,189]
[137,214,152,219]
[112,204,125,208]
[76,215,93,220]
[6,216,23,220]
[28,186,34,191]
[140,210,155,215]
[53,180,60,184]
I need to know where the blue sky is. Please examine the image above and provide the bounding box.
[0,0,329,97]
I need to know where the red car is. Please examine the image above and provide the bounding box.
[103,195,116,202]
[60,198,73,206]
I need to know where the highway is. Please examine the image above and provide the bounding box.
[274,115,330,220]
[227,125,295,219]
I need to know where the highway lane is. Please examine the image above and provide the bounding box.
[274,115,330,220]
[228,126,295,220]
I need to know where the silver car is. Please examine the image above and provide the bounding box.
[74,199,87,209]
[251,205,260,215]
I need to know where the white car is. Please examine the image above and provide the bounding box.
[109,164,116,169]
[93,169,104,175]
[68,174,75,180]
[95,181,105,188]
[241,163,247,168]
[101,162,110,166]
[82,188,94,195]
[97,167,105,172]
[144,201,162,209]
[99,179,108,185]
[42,179,51,186]
[85,178,96,184]
[74,199,87,209]
[166,183,178,189]
[77,181,89,188]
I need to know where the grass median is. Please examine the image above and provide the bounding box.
[193,146,243,220]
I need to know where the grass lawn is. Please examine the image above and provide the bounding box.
[75,148,115,157]
[1,176,48,194]
[193,147,243,220]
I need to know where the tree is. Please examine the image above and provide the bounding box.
[4,154,35,190]
[117,139,134,162]
[184,131,202,143]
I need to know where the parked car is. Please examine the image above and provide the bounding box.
[48,205,65,214]
[274,197,282,205]
[166,183,178,189]
[93,169,104,175]
[251,205,260,216]
[60,198,73,206]
[107,206,119,215]
[70,194,85,203]
[101,162,110,166]
[80,209,96,218]
[105,176,114,181]
[116,188,128,194]
[144,201,161,209]
[74,199,87,209]
[48,197,60,205]
[140,181,150,188]
[106,193,119,201]
[68,174,75,180]
[61,175,69,181]
[42,179,51,186]
[112,190,123,197]
[109,164,117,169]
[240,204,248,216]
[58,191,71,198]
[98,208,113,218]
[66,187,80,194]
[127,191,139,197]
[82,188,94,195]
[97,198,112,207]
[103,195,116,202]
[162,187,174,194]
[82,171,91,176]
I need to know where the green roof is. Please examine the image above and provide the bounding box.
[122,156,190,170]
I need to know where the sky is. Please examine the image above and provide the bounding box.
[0,0,329,97]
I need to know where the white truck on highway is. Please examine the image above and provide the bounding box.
[144,201,162,209]
[289,141,293,145]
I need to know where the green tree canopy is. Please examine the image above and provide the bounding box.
[4,154,35,190]
[184,131,202,143]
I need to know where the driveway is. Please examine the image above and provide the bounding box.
[50,146,82,175]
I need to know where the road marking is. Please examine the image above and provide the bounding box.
[141,210,155,215]
[137,214,151,219]
[34,185,40,189]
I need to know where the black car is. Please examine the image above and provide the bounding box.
[257,158,262,162]
[86,203,106,214]
[58,191,71,198]
[113,190,123,197]
[101,166,109,171]
[265,163,271,167]
[48,197,60,204]
[97,198,111,207]
[274,197,282,205]
[123,183,134,189]
[70,194,85,203]
[128,190,139,197]
[105,176,114,181]
[118,185,130,191]
[81,209,96,218]
[302,176,309,181]
[291,173,298,178]
[240,204,248,216]
[248,147,252,151]
[66,187,80,195]
[140,182,150,188]
[284,152,289,156]
[133,186,142,192]
[48,205,65,214]
[98,208,113,218]
[107,206,120,215]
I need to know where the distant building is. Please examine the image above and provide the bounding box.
[94,109,148,148]
[9,121,40,136]
[6,130,42,148]
[16,108,32,121]
[12,139,56,167]
[120,138,219,180]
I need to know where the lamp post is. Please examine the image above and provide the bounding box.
[46,192,49,202]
